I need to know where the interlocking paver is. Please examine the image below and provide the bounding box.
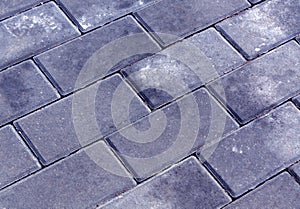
[0,141,136,209]
[57,0,157,31]
[216,0,300,59]
[0,2,79,71]
[134,0,250,46]
[99,157,231,209]
[224,173,300,209]
[197,102,300,197]
[208,41,300,124]
[0,60,59,126]
[106,88,238,180]
[35,16,160,95]
[15,74,149,165]
[0,125,40,190]
[293,95,300,109]
[289,162,300,182]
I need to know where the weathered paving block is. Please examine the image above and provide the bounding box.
[197,103,300,197]
[134,0,250,46]
[208,41,300,124]
[0,2,80,71]
[216,0,300,59]
[289,162,300,182]
[15,74,150,165]
[293,95,300,109]
[0,60,59,126]
[0,141,136,209]
[99,157,230,209]
[106,88,238,181]
[224,173,300,209]
[0,125,40,190]
[57,0,157,31]
[35,16,160,95]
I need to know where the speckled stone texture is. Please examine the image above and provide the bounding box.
[0,2,79,71]
[198,103,300,197]
[134,0,250,46]
[224,173,300,208]
[0,141,136,209]
[0,125,40,190]
[100,157,230,209]
[289,162,300,182]
[208,41,300,124]
[0,60,59,126]
[217,0,300,59]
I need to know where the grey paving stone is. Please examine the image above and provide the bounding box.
[15,74,150,165]
[35,16,160,95]
[0,125,40,190]
[100,157,230,209]
[293,95,300,109]
[197,102,300,197]
[216,0,300,59]
[106,88,238,181]
[224,173,300,209]
[207,41,300,124]
[0,60,59,126]
[0,141,136,209]
[57,0,157,31]
[134,0,250,46]
[0,2,79,71]
[289,162,300,182]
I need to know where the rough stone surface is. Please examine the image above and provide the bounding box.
[0,60,59,126]
[134,0,250,46]
[0,125,40,190]
[198,103,300,197]
[289,162,300,182]
[99,157,231,209]
[208,41,300,124]
[217,0,300,59]
[35,16,160,95]
[0,141,136,209]
[106,88,238,180]
[224,173,300,209]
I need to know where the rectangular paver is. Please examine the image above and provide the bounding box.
[216,0,300,59]
[207,41,300,124]
[197,102,300,197]
[0,141,136,209]
[134,0,250,46]
[0,2,79,71]
[0,125,40,190]
[0,60,59,126]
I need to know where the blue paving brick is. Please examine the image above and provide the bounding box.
[289,162,300,182]
[134,0,250,46]
[15,74,150,165]
[57,0,157,31]
[0,141,136,208]
[0,125,40,190]
[216,0,300,59]
[224,173,300,209]
[35,16,160,95]
[293,95,300,109]
[197,103,300,197]
[0,60,59,126]
[100,157,230,209]
[0,2,79,71]
[208,41,300,124]
[106,88,238,180]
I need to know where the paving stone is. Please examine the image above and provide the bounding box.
[15,74,150,165]
[216,0,300,59]
[35,16,160,95]
[0,60,59,126]
[99,157,230,209]
[0,2,79,71]
[106,88,238,181]
[0,125,40,190]
[224,173,300,209]
[289,162,300,182]
[0,141,136,209]
[57,0,157,31]
[207,41,300,124]
[197,103,300,197]
[134,0,250,46]
[293,95,300,109]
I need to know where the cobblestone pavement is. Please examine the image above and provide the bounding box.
[0,0,299,208]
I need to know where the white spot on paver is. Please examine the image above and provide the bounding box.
[232,146,243,154]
